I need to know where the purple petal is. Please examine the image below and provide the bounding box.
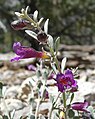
[11,56,21,62]
[27,64,36,71]
[57,83,65,92]
[65,69,74,79]
[56,73,65,82]
[71,101,89,113]
[70,85,78,92]
[13,42,21,52]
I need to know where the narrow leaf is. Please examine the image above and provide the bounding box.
[25,6,29,14]
[38,17,44,26]
[47,34,54,48]
[21,8,25,14]
[51,63,58,74]
[25,30,37,40]
[15,12,21,17]
[55,37,60,53]
[61,57,67,73]
[33,10,38,21]
[44,19,49,34]
[70,93,74,103]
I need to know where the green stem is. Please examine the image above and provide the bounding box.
[53,92,61,107]
[24,12,41,31]
[54,56,61,72]
[49,47,61,72]
[63,92,67,119]
[63,92,66,108]
[25,13,36,25]
[48,104,53,119]
[35,99,41,119]
[48,93,61,119]
[35,78,47,119]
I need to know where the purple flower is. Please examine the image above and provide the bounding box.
[27,64,36,71]
[11,42,50,62]
[56,69,77,92]
[71,101,89,113]
[70,84,78,92]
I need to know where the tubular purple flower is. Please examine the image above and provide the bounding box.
[11,42,50,62]
[71,101,89,113]
[55,69,77,92]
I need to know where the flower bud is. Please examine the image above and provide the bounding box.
[11,20,31,30]
[59,111,65,119]
[37,31,48,44]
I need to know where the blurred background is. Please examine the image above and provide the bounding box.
[1,0,95,52]
[1,1,95,117]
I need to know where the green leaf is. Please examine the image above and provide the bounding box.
[42,70,48,79]
[61,57,67,73]
[36,70,41,78]
[51,63,58,74]
[25,30,37,40]
[44,19,49,34]
[0,82,3,98]
[87,106,95,118]
[47,34,54,49]
[55,37,60,53]
[38,17,44,26]
[33,10,38,21]
[70,93,74,103]
[68,109,75,118]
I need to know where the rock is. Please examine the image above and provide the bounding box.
[0,70,14,80]
[12,106,31,119]
[17,76,39,101]
[4,85,19,99]
[0,99,26,113]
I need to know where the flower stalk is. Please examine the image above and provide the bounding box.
[48,104,53,119]
[48,92,61,119]
[35,99,41,119]
[35,75,47,119]
[63,92,67,119]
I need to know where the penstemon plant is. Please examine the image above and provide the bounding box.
[1,6,95,119]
